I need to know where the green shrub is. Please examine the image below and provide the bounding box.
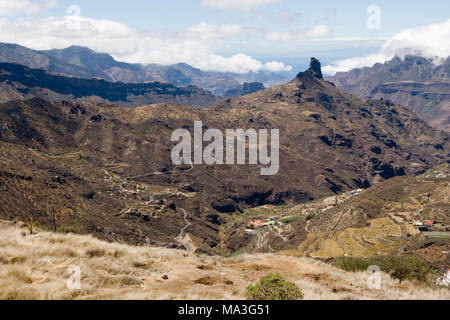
[331,255,435,283]
[331,257,371,272]
[56,226,79,234]
[246,274,304,300]
[281,216,300,224]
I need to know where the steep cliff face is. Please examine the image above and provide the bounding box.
[370,81,450,131]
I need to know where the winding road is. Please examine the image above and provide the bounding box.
[305,220,311,233]
[104,162,195,253]
[126,162,194,181]
[174,208,193,253]
[256,227,263,249]
[123,162,195,253]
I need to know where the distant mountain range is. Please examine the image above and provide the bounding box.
[328,55,450,131]
[0,43,286,96]
[0,62,218,108]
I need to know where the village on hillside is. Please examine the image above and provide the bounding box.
[243,189,366,236]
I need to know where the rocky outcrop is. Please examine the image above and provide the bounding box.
[297,57,324,80]
[224,82,265,97]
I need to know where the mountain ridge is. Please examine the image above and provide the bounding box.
[327,55,450,131]
[0,62,218,108]
[0,42,288,96]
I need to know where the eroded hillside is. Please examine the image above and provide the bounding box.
[0,60,448,254]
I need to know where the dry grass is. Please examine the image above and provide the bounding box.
[0,220,448,300]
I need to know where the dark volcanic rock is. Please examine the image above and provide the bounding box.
[309,57,323,79]
[224,82,266,97]
[297,57,323,80]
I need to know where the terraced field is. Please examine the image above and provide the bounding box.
[297,218,419,258]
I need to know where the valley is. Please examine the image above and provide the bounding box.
[0,58,448,299]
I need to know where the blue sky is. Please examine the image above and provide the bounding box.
[46,0,449,33]
[1,0,449,74]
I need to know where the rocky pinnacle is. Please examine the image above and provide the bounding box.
[309,57,323,79]
[296,57,323,80]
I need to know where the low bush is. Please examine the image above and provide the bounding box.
[56,226,79,234]
[246,274,304,300]
[281,216,300,224]
[331,255,435,283]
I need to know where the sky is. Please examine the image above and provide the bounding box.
[0,0,449,75]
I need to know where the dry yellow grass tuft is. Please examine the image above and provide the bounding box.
[0,220,448,300]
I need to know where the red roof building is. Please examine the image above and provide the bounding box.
[250,220,265,228]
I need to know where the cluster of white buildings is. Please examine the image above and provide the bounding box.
[244,216,282,235]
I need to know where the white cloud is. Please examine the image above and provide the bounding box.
[0,0,57,16]
[196,53,291,73]
[201,0,281,10]
[323,19,450,75]
[264,61,292,72]
[306,24,330,38]
[0,13,290,74]
[265,24,331,42]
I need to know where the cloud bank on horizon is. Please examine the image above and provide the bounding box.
[323,19,450,75]
[0,0,295,73]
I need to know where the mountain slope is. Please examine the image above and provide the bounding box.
[42,46,141,79]
[0,62,218,108]
[370,80,450,131]
[0,43,97,79]
[0,59,448,253]
[327,55,450,131]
